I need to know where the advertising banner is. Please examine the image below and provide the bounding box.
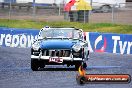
[0,27,39,48]
[0,27,132,54]
[86,32,132,54]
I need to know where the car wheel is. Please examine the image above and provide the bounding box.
[101,5,111,13]
[31,59,39,71]
[75,62,82,70]
[83,63,87,69]
[40,61,45,68]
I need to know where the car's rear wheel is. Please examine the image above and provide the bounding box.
[31,59,39,71]
[75,62,82,70]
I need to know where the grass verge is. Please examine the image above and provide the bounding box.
[0,19,132,34]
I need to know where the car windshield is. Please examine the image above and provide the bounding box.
[39,28,82,39]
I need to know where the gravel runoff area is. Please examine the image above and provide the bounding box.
[0,47,132,88]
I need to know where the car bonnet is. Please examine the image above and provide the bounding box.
[40,40,75,49]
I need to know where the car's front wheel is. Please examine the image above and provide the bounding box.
[31,59,39,71]
[39,61,45,68]
[75,62,82,70]
[83,63,87,69]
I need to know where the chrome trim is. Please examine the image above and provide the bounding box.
[31,55,83,61]
[42,49,71,57]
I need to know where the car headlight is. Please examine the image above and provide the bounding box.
[32,41,40,51]
[72,44,81,52]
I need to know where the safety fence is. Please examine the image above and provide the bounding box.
[0,27,132,54]
[89,2,132,24]
[0,2,64,21]
[64,2,132,24]
[0,2,132,24]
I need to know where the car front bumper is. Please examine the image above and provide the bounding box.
[31,55,83,61]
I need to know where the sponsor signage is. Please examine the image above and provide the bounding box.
[86,32,132,54]
[0,27,39,48]
[0,27,132,54]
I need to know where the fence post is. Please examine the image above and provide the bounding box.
[89,0,93,23]
[112,4,115,23]
[59,4,61,16]
[84,10,86,23]
[33,0,36,21]
[9,0,12,19]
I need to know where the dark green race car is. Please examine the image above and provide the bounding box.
[31,27,89,71]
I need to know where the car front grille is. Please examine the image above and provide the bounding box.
[42,49,71,57]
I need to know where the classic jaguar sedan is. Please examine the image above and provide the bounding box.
[31,26,89,71]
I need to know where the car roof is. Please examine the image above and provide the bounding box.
[40,27,83,32]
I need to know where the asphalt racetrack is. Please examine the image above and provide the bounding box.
[0,47,132,88]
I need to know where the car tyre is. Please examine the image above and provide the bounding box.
[101,5,111,13]
[40,61,45,69]
[75,62,82,70]
[31,59,39,71]
[83,63,87,69]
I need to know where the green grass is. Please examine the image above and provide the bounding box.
[0,19,132,34]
